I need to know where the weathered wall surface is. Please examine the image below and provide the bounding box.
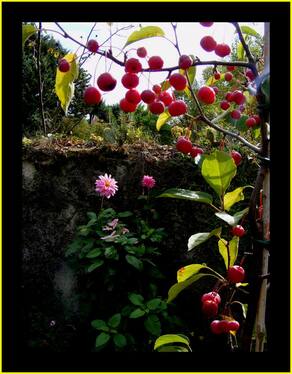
[22,144,257,351]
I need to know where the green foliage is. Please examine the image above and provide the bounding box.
[66,207,181,351]
[124,25,165,47]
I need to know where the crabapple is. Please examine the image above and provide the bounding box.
[137,47,147,58]
[176,136,192,154]
[246,69,255,81]
[125,89,141,105]
[214,72,221,80]
[231,110,241,120]
[215,43,231,57]
[169,73,187,91]
[232,90,245,105]
[190,146,203,158]
[58,58,70,72]
[224,72,233,81]
[227,265,245,283]
[201,291,221,305]
[97,72,117,92]
[125,58,142,73]
[228,320,240,331]
[227,65,235,71]
[152,84,162,95]
[246,117,257,128]
[210,320,223,334]
[83,87,101,105]
[168,100,187,116]
[220,100,230,110]
[230,150,242,166]
[200,22,213,27]
[202,300,218,318]
[148,100,165,115]
[87,39,99,53]
[200,36,217,52]
[231,225,246,237]
[141,90,156,104]
[179,54,193,69]
[158,91,173,106]
[121,73,139,89]
[120,98,137,113]
[198,86,216,104]
[148,56,164,69]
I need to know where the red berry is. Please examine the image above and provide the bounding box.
[200,36,217,52]
[232,90,245,105]
[83,87,102,105]
[120,98,137,113]
[176,136,192,154]
[97,72,117,92]
[246,69,255,81]
[198,86,216,104]
[230,150,242,166]
[225,92,234,102]
[215,43,231,57]
[210,320,223,334]
[152,84,162,95]
[121,73,139,89]
[231,110,241,120]
[227,65,235,71]
[168,100,187,116]
[245,117,257,128]
[87,39,99,53]
[252,114,261,124]
[125,89,141,105]
[190,146,203,158]
[214,72,221,80]
[201,292,221,305]
[141,90,156,104]
[231,225,246,237]
[148,56,164,69]
[227,265,245,283]
[125,58,142,73]
[220,100,230,110]
[212,86,219,94]
[202,300,218,318]
[169,73,187,91]
[137,47,147,58]
[179,55,193,70]
[224,72,233,82]
[158,91,173,106]
[219,320,231,333]
[58,58,70,73]
[228,320,240,331]
[200,22,213,27]
[148,100,165,115]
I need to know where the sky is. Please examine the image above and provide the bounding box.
[42,22,264,105]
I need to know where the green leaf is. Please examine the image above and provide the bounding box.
[117,211,133,218]
[224,186,252,211]
[156,111,171,131]
[91,319,109,331]
[206,73,224,86]
[95,332,111,348]
[104,247,119,260]
[201,151,237,199]
[239,25,261,39]
[128,293,144,306]
[87,211,97,221]
[87,259,104,272]
[125,255,143,271]
[86,248,102,258]
[108,313,121,328]
[55,53,79,115]
[22,24,37,48]
[218,237,239,269]
[124,26,165,47]
[237,42,245,61]
[215,207,249,226]
[177,264,212,282]
[146,298,162,310]
[154,334,190,351]
[188,227,222,251]
[144,315,161,336]
[158,188,213,204]
[252,126,261,139]
[156,345,190,352]
[168,272,219,303]
[129,308,146,318]
[113,333,127,348]
[160,79,171,91]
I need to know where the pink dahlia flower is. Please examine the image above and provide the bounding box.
[95,173,118,199]
[141,175,156,189]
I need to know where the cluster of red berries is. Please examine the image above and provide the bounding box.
[210,319,240,334]
[176,136,204,158]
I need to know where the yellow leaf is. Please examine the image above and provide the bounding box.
[124,26,165,47]
[55,53,79,115]
[224,186,253,211]
[156,111,171,131]
[177,264,206,283]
